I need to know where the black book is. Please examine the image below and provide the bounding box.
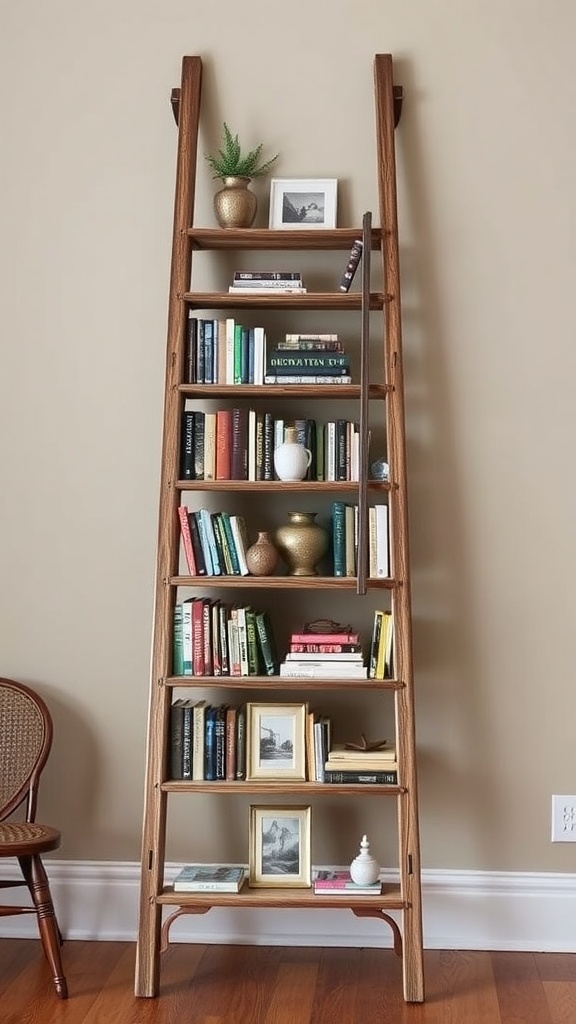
[324,769,398,785]
[181,700,194,780]
[187,512,207,576]
[339,239,363,292]
[185,316,197,383]
[180,411,195,480]
[231,407,248,481]
[193,411,205,479]
[204,706,218,781]
[305,419,316,480]
[262,412,274,481]
[214,704,227,780]
[336,420,348,481]
[169,699,186,779]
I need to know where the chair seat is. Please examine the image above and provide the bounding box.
[0,822,61,854]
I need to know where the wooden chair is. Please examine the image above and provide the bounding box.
[0,677,68,998]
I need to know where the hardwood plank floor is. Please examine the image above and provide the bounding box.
[1,940,575,1023]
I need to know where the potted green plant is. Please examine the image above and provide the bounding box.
[205,123,278,228]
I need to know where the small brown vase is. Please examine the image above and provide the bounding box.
[245,531,279,576]
[274,512,329,577]
[214,176,257,228]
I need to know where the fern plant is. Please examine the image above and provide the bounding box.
[205,123,278,180]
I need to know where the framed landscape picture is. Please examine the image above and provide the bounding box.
[269,178,338,230]
[249,805,311,888]
[246,703,307,782]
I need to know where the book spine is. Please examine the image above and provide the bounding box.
[229,286,306,294]
[267,355,349,369]
[188,512,207,576]
[323,770,398,784]
[193,411,205,479]
[181,703,193,779]
[262,412,274,481]
[290,643,362,654]
[234,271,302,281]
[332,500,346,577]
[264,376,352,385]
[203,600,213,676]
[169,701,185,779]
[215,705,226,780]
[192,598,205,676]
[203,320,214,384]
[181,601,193,675]
[231,407,248,481]
[204,707,217,780]
[225,706,237,780]
[369,610,383,679]
[336,420,348,481]
[212,513,233,576]
[203,412,216,481]
[253,325,266,386]
[225,318,235,385]
[285,333,338,342]
[196,320,205,383]
[277,340,342,351]
[174,882,241,892]
[245,609,260,675]
[235,704,246,780]
[185,316,197,383]
[215,409,232,480]
[179,411,195,480]
[339,239,363,292]
[266,363,349,375]
[255,611,279,676]
[173,604,184,676]
[199,509,221,576]
[192,702,206,780]
[289,633,359,644]
[211,600,221,676]
[229,515,250,576]
[177,505,197,575]
[194,511,213,576]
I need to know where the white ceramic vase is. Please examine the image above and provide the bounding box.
[273,426,312,481]
[349,834,380,886]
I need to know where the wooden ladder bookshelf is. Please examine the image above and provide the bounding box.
[135,53,424,1006]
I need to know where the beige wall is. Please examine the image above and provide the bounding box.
[1,1,574,874]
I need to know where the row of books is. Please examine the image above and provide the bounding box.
[170,864,382,896]
[184,321,354,387]
[177,507,251,578]
[173,600,279,677]
[180,409,363,483]
[332,502,390,579]
[170,701,247,781]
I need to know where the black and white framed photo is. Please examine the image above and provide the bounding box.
[269,178,338,230]
[246,703,307,782]
[249,805,311,888]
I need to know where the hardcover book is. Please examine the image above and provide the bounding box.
[313,869,381,894]
[172,864,245,893]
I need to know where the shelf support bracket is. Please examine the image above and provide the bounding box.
[351,907,403,957]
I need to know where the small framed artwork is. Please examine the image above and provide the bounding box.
[269,178,338,230]
[249,804,311,888]
[246,703,307,782]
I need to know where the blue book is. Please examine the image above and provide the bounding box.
[199,509,221,576]
[247,328,255,384]
[204,706,218,780]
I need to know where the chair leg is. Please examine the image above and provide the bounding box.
[18,854,68,999]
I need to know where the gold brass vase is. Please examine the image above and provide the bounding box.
[274,512,329,577]
[214,176,257,228]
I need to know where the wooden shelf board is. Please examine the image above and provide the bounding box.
[161,781,403,795]
[158,884,404,910]
[178,384,390,399]
[170,575,395,590]
[175,479,391,493]
[183,292,386,311]
[165,675,402,691]
[187,228,384,251]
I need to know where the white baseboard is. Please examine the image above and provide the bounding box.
[1,860,575,952]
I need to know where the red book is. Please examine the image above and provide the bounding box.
[216,409,232,480]
[290,643,362,654]
[192,599,205,676]
[290,633,359,645]
[177,506,197,575]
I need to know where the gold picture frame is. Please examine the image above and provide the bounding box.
[249,805,311,888]
[246,702,307,782]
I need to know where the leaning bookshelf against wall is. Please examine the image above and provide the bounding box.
[135,54,424,1006]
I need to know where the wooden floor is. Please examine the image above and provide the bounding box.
[1,939,576,1023]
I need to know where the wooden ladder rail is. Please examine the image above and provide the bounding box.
[374,53,425,1003]
[134,55,203,999]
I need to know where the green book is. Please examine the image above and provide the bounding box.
[331,501,346,577]
[255,610,279,676]
[173,603,184,676]
[245,608,260,675]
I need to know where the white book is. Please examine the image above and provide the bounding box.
[229,515,249,576]
[374,504,389,578]
[225,318,235,385]
[192,700,206,780]
[325,422,336,481]
[280,662,368,679]
[253,326,266,386]
[181,601,193,675]
[247,409,257,481]
[228,286,307,294]
[236,605,249,676]
[285,652,364,662]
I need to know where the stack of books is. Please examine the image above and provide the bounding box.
[229,271,306,295]
[279,627,367,679]
[313,869,382,895]
[172,864,246,893]
[324,743,398,785]
[264,334,352,385]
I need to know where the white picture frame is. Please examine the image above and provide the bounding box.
[269,178,338,230]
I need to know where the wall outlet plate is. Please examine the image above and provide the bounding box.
[551,795,576,842]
